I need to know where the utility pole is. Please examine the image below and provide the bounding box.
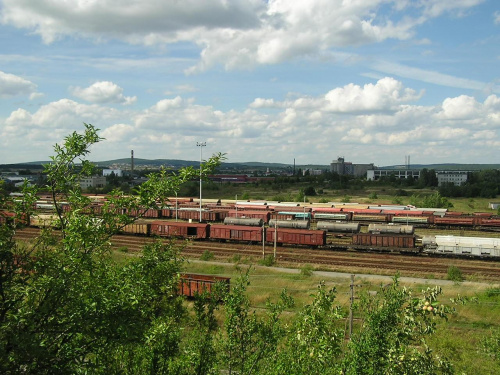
[196,142,206,222]
[349,274,355,339]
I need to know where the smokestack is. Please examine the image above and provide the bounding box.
[294,158,296,175]
[131,150,134,174]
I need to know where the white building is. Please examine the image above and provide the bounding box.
[366,169,421,181]
[79,176,107,189]
[436,171,468,186]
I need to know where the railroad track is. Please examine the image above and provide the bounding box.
[13,227,500,280]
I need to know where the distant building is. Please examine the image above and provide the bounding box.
[79,176,107,189]
[367,169,421,181]
[303,169,323,176]
[489,202,500,210]
[330,157,374,177]
[103,169,123,177]
[436,171,468,186]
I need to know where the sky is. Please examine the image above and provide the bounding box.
[0,0,499,167]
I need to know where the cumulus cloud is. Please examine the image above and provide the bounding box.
[324,77,422,113]
[71,81,137,105]
[0,70,38,98]
[0,0,483,72]
[2,78,500,165]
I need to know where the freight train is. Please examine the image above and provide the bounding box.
[20,212,500,259]
[4,195,500,259]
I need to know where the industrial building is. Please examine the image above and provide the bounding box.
[330,157,375,177]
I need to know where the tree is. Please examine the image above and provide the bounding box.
[0,124,224,374]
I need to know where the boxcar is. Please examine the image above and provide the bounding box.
[433,216,479,226]
[121,223,150,235]
[352,233,415,249]
[266,228,326,246]
[150,221,209,239]
[178,273,230,298]
[127,208,161,218]
[210,224,263,242]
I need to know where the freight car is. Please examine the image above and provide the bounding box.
[150,221,209,239]
[224,217,264,226]
[352,233,417,253]
[178,273,230,298]
[210,224,264,242]
[266,227,326,247]
[422,235,500,258]
[268,219,310,229]
[317,221,360,233]
[367,223,414,235]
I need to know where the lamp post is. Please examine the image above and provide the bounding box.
[197,142,206,222]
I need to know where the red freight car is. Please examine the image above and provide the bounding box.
[178,273,230,298]
[478,217,500,228]
[433,216,479,226]
[177,209,220,222]
[266,228,326,246]
[150,221,209,239]
[209,224,263,242]
[127,208,161,218]
[352,233,416,250]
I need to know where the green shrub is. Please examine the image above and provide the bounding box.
[259,254,275,267]
[118,246,129,253]
[300,264,314,277]
[447,265,463,282]
[200,250,214,261]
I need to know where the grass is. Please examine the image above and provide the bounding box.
[179,260,500,372]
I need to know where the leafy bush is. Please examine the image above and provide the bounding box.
[259,254,275,267]
[447,265,463,282]
[200,250,215,261]
[300,264,314,277]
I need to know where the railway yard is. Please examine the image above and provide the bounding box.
[13,226,500,281]
[6,196,500,281]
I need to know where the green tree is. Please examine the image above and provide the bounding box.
[0,124,224,374]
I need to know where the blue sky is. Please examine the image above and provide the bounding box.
[1,0,499,166]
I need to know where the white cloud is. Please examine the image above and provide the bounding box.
[372,61,498,93]
[0,0,483,72]
[0,70,38,98]
[71,81,137,105]
[2,78,500,165]
[323,77,422,113]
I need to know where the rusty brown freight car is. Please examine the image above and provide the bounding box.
[177,209,221,222]
[210,224,263,242]
[266,228,326,246]
[178,273,230,298]
[352,233,416,250]
[150,221,209,239]
[433,216,480,226]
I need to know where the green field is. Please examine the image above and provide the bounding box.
[180,259,500,374]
